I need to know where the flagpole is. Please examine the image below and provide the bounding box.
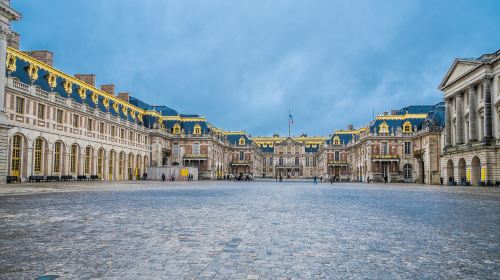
[288,110,291,138]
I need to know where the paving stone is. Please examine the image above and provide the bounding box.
[0,181,498,279]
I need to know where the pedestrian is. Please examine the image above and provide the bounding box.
[384,175,388,184]
[279,175,283,182]
[440,177,443,186]
[161,173,165,182]
[275,175,278,182]
[320,176,323,182]
[313,176,317,185]
[330,176,334,184]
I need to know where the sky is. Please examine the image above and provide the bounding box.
[12,0,500,137]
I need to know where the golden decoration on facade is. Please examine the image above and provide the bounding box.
[63,80,73,94]
[45,72,57,88]
[379,121,389,134]
[6,53,16,72]
[112,102,119,112]
[26,63,39,81]
[90,91,98,104]
[102,97,109,109]
[77,86,86,99]
[122,105,128,115]
[137,114,143,122]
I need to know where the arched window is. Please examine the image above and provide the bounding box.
[11,135,22,177]
[173,123,181,134]
[118,152,124,180]
[333,136,340,145]
[97,149,104,178]
[84,146,92,175]
[379,121,389,134]
[402,121,412,133]
[34,138,44,174]
[109,151,115,180]
[127,153,133,180]
[193,123,201,135]
[70,144,78,174]
[239,137,245,146]
[53,142,62,173]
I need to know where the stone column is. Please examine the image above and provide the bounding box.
[468,84,477,142]
[0,24,9,113]
[482,76,493,144]
[456,92,464,144]
[445,98,452,147]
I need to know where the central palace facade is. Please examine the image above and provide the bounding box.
[0,2,499,185]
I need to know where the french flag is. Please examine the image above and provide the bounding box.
[289,113,293,125]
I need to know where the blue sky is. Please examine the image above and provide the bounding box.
[12,0,500,136]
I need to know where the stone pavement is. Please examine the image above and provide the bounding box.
[0,181,498,279]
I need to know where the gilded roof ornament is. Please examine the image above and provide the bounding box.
[102,97,109,109]
[6,53,16,73]
[26,63,39,82]
[137,114,143,122]
[63,80,73,94]
[122,105,128,115]
[112,102,119,112]
[90,91,98,104]
[45,72,57,88]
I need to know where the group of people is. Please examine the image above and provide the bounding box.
[160,173,194,182]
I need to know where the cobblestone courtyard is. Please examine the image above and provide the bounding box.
[0,181,498,279]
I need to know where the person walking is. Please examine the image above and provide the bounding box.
[384,175,388,184]
[161,173,166,182]
[440,177,443,186]
[313,176,318,185]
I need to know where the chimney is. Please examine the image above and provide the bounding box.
[391,110,399,115]
[383,112,388,116]
[100,84,115,95]
[7,31,19,50]
[118,92,130,102]
[74,74,96,86]
[347,124,353,130]
[23,50,53,66]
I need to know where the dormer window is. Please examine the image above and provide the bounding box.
[239,137,245,146]
[193,123,201,135]
[333,136,340,145]
[402,121,412,133]
[379,121,389,134]
[173,123,181,134]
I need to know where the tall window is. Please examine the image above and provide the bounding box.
[120,129,125,139]
[73,114,79,128]
[109,151,115,179]
[53,142,61,173]
[295,156,299,166]
[193,143,200,155]
[15,97,24,114]
[287,147,291,154]
[11,135,22,176]
[118,153,124,179]
[173,143,179,156]
[127,154,133,180]
[70,144,78,174]
[173,123,181,134]
[335,151,340,161]
[111,126,116,137]
[97,149,104,177]
[381,142,388,155]
[56,109,63,124]
[193,124,201,135]
[87,118,93,131]
[84,147,91,174]
[99,122,105,134]
[263,157,267,167]
[306,157,310,167]
[279,157,284,166]
[404,142,411,155]
[313,158,317,167]
[129,131,134,141]
[37,103,45,119]
[34,138,43,174]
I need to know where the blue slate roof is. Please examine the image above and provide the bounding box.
[227,133,252,146]
[423,102,445,128]
[397,105,434,115]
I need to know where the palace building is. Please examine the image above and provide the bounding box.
[0,1,497,185]
[439,49,500,186]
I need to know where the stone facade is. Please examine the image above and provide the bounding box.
[439,50,500,186]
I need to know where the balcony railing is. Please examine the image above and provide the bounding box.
[35,87,50,100]
[231,160,252,165]
[183,153,208,159]
[371,154,399,160]
[327,160,348,165]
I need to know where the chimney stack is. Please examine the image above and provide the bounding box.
[347,124,353,130]
[74,74,96,86]
[7,31,19,50]
[23,50,54,66]
[100,84,115,95]
[391,110,399,115]
[383,112,388,116]
[118,92,130,102]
